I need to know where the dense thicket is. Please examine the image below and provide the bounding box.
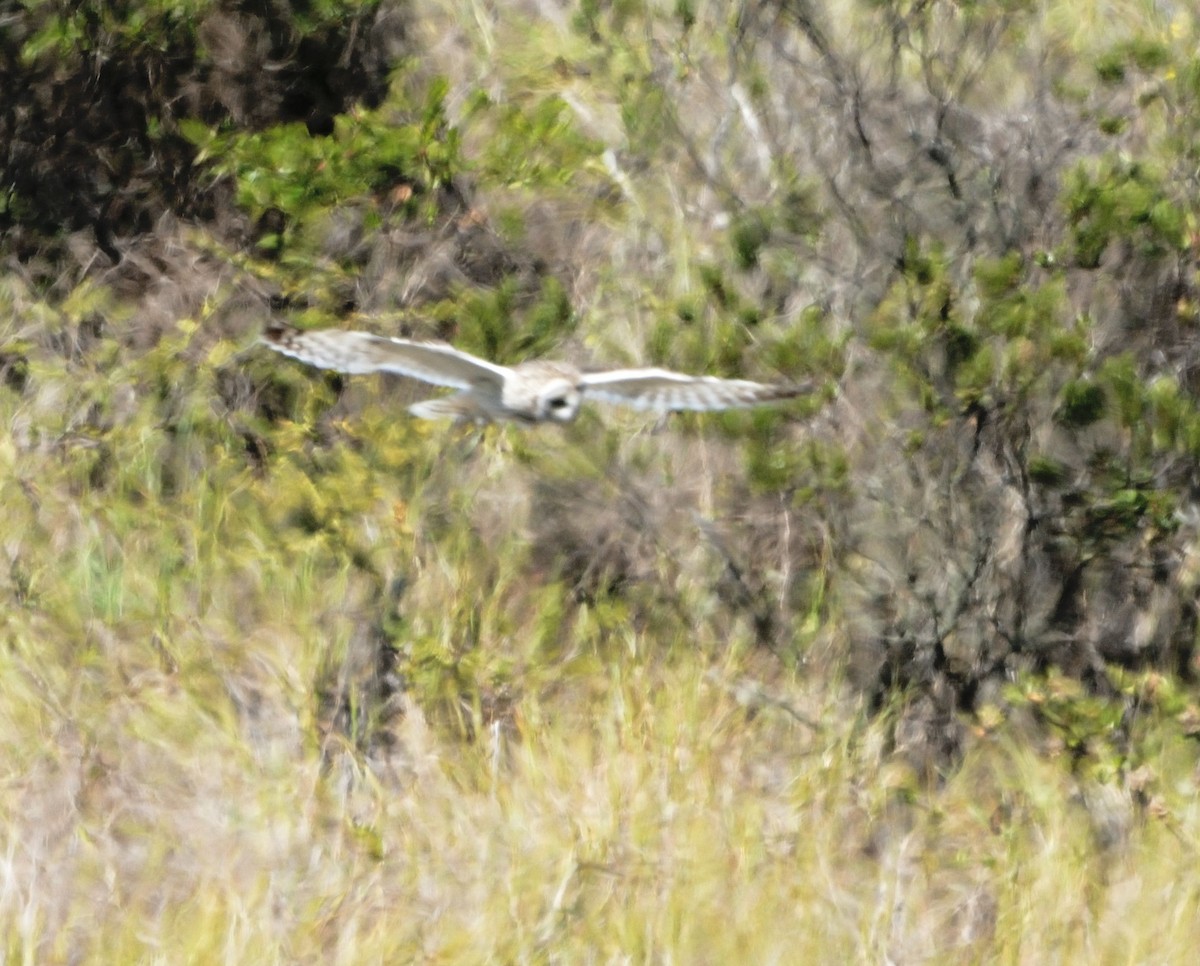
[0,0,405,255]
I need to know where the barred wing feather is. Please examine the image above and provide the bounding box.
[262,325,508,389]
[579,368,806,412]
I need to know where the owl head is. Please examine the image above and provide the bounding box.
[535,377,583,422]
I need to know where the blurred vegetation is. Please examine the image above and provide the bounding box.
[2,0,1199,960]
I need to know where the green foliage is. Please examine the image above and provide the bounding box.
[1093,355,1200,463]
[763,305,844,379]
[19,0,213,62]
[673,0,696,32]
[572,0,647,39]
[1064,157,1186,267]
[730,209,772,269]
[5,0,394,251]
[618,62,673,154]
[1094,37,1171,84]
[741,410,803,491]
[869,240,1048,406]
[1003,666,1195,781]
[644,262,836,390]
[1028,455,1068,486]
[780,180,825,238]
[1056,379,1106,427]
[1145,375,1200,454]
[187,80,460,228]
[448,275,577,365]
[468,91,603,188]
[522,276,577,351]
[975,261,1067,346]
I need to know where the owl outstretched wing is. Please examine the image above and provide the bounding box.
[579,368,808,412]
[262,324,509,390]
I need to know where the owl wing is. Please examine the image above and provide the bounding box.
[407,391,499,422]
[579,368,808,412]
[262,324,509,390]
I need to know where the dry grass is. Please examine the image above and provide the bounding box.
[3,539,1199,964]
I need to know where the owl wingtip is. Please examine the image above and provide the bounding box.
[261,321,295,346]
[768,379,814,401]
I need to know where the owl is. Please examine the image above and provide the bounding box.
[261,323,809,423]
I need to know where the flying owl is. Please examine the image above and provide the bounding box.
[261,323,809,423]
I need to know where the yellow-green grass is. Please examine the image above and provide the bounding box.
[4,559,1200,962]
[2,319,1198,960]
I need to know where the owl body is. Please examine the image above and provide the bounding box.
[262,324,807,423]
[501,361,585,422]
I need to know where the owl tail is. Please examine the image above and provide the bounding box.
[408,392,492,423]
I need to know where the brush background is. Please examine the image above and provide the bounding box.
[2,0,1199,960]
